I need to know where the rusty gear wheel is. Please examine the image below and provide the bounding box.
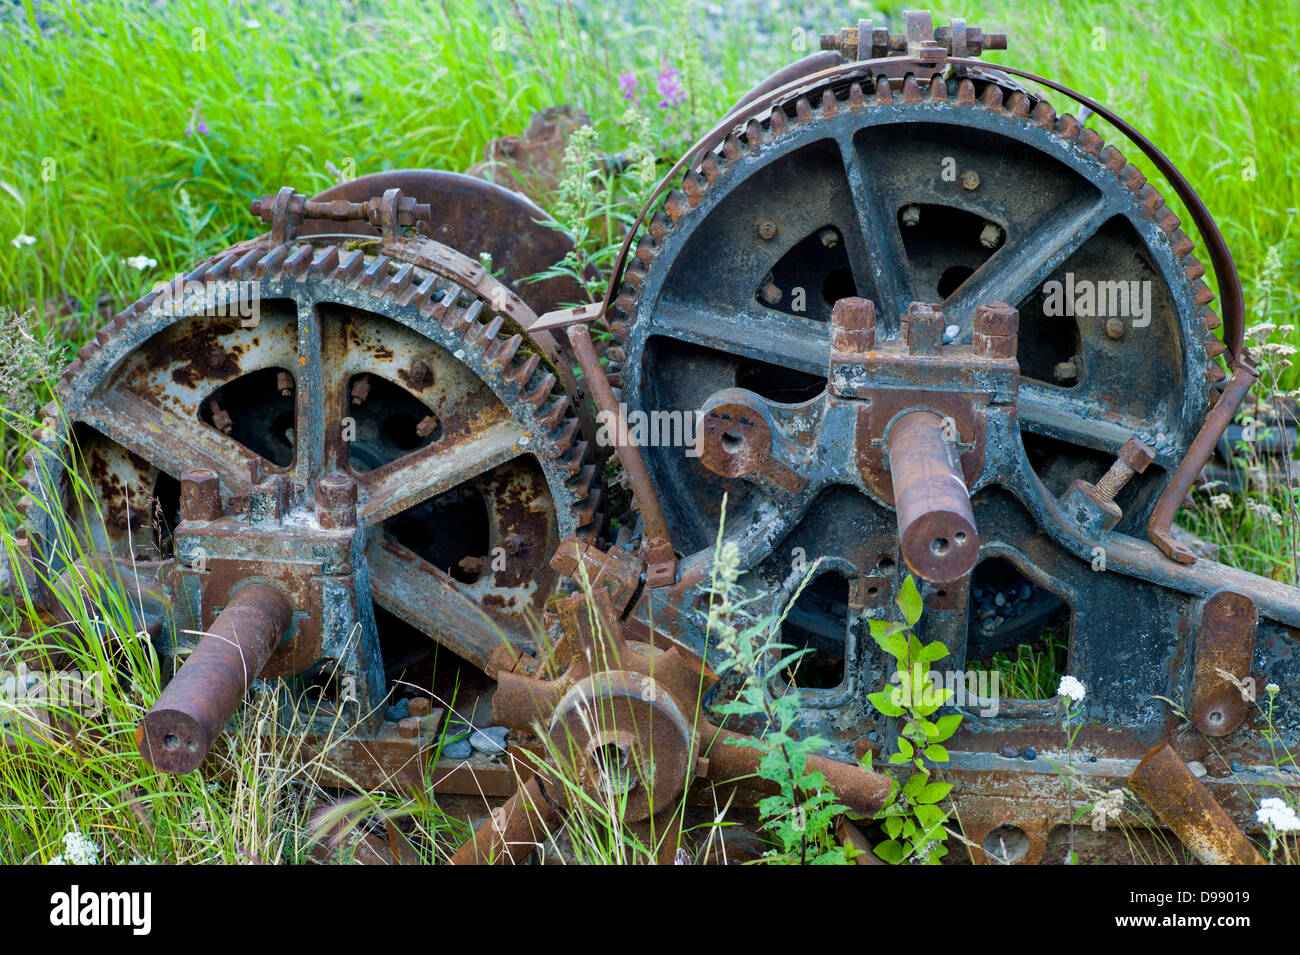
[608,68,1221,568]
[18,223,600,694]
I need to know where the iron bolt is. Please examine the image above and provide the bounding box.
[209,401,233,435]
[350,375,372,406]
[207,347,226,370]
[1105,317,1125,340]
[1094,436,1155,502]
[316,473,357,529]
[756,218,778,240]
[761,281,783,305]
[416,414,440,439]
[408,359,432,386]
[961,170,980,190]
[277,370,295,396]
[1053,359,1078,382]
[903,301,945,355]
[831,297,876,351]
[979,222,1003,249]
[973,301,1019,337]
[819,228,840,248]
[180,467,223,522]
[901,204,921,227]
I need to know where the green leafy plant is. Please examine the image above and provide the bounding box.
[705,501,850,864]
[866,576,961,864]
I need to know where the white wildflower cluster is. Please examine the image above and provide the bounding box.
[1245,500,1284,527]
[10,233,35,249]
[1090,788,1126,831]
[706,540,744,663]
[1256,797,1300,833]
[46,828,100,865]
[1057,674,1086,703]
[123,255,157,271]
[1209,493,1233,512]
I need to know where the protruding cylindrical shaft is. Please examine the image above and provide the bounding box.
[449,776,563,865]
[137,582,292,773]
[887,411,980,583]
[1129,743,1265,865]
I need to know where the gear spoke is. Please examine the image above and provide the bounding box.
[356,417,528,526]
[835,132,916,329]
[366,536,508,670]
[292,297,328,492]
[651,297,829,377]
[944,196,1119,328]
[79,388,254,491]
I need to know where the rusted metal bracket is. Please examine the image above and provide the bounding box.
[565,324,678,588]
[1190,590,1258,737]
[820,12,1006,64]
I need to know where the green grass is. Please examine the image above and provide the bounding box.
[2,0,1299,864]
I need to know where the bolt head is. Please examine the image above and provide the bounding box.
[973,301,1018,337]
[756,218,777,240]
[961,169,980,190]
[1119,436,1156,473]
[1105,317,1125,339]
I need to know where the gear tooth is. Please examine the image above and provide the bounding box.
[849,81,868,109]
[77,342,98,362]
[488,331,522,364]
[453,298,484,336]
[928,77,948,102]
[230,247,265,279]
[507,352,541,386]
[649,212,672,241]
[1030,100,1055,127]
[16,496,34,516]
[284,244,314,278]
[41,401,60,420]
[613,292,636,317]
[335,248,367,284]
[608,320,628,340]
[1156,206,1180,236]
[1170,230,1194,258]
[62,358,84,384]
[549,417,581,454]
[979,83,1002,110]
[606,372,623,390]
[1007,91,1030,118]
[1078,128,1104,156]
[1190,279,1214,306]
[700,155,723,183]
[605,346,626,363]
[635,235,658,265]
[310,245,340,277]
[1054,113,1082,141]
[1118,163,1146,194]
[1099,144,1125,173]
[665,189,690,221]
[409,273,439,306]
[259,243,292,277]
[523,372,557,410]
[1183,255,1206,281]
[956,78,976,105]
[1137,184,1163,218]
[1199,306,1221,332]
[744,118,764,145]
[358,253,389,288]
[874,77,892,104]
[540,394,572,432]
[624,261,647,290]
[770,107,789,136]
[560,439,589,476]
[385,262,415,297]
[722,134,743,162]
[94,328,113,346]
[575,488,602,530]
[795,97,815,123]
[821,89,840,116]
[1208,364,1227,384]
[476,314,504,347]
[207,251,240,280]
[568,463,596,497]
[1203,333,1227,357]
[902,75,922,104]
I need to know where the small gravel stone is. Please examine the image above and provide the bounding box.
[471,725,509,756]
[942,323,960,344]
[994,592,1006,607]
[1230,759,1247,774]
[998,746,1019,758]
[1020,748,1037,761]
[440,737,472,759]
[384,699,409,723]
[1187,760,1207,778]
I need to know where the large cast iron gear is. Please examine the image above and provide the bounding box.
[607,68,1222,567]
[15,191,600,739]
